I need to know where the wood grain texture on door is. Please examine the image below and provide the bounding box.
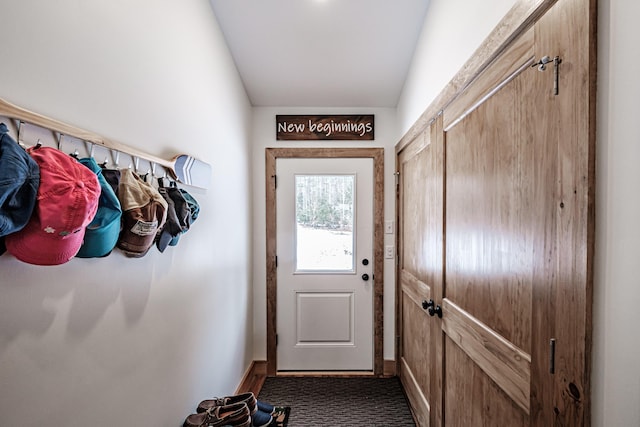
[395,0,596,425]
[442,26,537,426]
[397,119,443,427]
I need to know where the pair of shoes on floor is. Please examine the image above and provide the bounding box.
[185,392,279,427]
[197,392,258,416]
[183,401,251,427]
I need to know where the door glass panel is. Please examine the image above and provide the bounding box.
[295,174,355,272]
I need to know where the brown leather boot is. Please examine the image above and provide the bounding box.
[197,392,257,415]
[183,402,251,427]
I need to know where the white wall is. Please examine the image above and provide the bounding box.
[0,1,253,427]
[593,0,640,426]
[251,107,398,361]
[397,0,517,133]
[398,0,640,426]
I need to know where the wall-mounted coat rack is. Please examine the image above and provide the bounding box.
[0,97,211,189]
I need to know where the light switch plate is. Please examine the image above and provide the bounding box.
[385,245,395,259]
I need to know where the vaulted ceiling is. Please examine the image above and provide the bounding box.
[209,0,430,107]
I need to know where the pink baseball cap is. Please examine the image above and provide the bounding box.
[5,146,101,265]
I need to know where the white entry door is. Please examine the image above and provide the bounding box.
[276,157,374,371]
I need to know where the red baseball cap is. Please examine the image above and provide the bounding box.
[6,146,100,265]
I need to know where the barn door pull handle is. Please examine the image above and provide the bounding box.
[532,55,554,71]
[531,55,562,95]
[422,299,434,310]
[428,304,443,318]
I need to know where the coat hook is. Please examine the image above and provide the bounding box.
[17,120,22,139]
[17,120,24,146]
[35,138,42,148]
[71,148,79,158]
[112,150,120,167]
[133,156,140,172]
[151,162,157,177]
[84,141,95,158]
[101,157,109,168]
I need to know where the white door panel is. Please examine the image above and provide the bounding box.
[296,292,353,343]
[276,157,373,371]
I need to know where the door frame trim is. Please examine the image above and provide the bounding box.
[265,147,385,376]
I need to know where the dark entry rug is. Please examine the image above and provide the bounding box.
[258,376,415,426]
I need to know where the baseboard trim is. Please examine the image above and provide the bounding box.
[237,359,397,395]
[275,371,376,377]
[383,359,397,376]
[236,360,267,396]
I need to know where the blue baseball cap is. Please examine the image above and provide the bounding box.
[0,123,40,245]
[75,157,122,258]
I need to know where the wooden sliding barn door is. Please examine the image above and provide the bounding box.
[397,117,444,427]
[440,27,539,426]
[396,0,595,425]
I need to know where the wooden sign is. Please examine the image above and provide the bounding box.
[276,115,374,140]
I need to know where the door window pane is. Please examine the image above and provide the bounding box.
[295,174,355,272]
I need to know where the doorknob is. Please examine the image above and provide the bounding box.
[422,299,434,310]
[428,304,443,318]
[361,273,370,281]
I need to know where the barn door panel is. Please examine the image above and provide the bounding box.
[440,27,542,426]
[397,119,444,427]
[395,1,595,425]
